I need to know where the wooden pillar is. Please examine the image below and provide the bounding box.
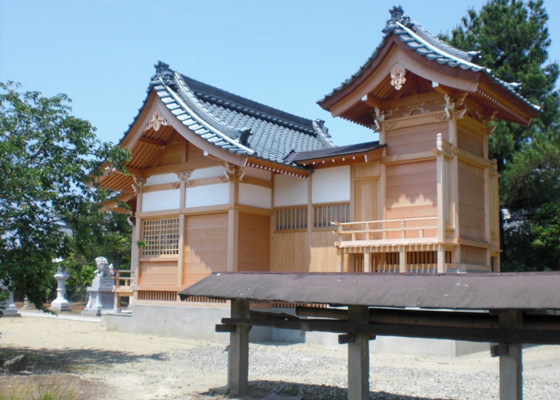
[336,248,343,272]
[227,166,239,272]
[348,305,370,400]
[499,310,523,400]
[307,173,313,271]
[437,244,445,273]
[176,171,190,287]
[228,299,250,395]
[363,250,371,273]
[131,176,146,297]
[399,246,406,273]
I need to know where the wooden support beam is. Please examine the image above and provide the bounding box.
[216,324,236,333]
[348,305,370,400]
[228,299,250,395]
[499,310,523,400]
[138,137,166,148]
[221,316,560,344]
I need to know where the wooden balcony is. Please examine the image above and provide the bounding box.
[332,216,439,249]
[333,217,452,273]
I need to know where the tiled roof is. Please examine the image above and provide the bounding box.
[145,62,335,166]
[285,141,384,163]
[319,6,539,112]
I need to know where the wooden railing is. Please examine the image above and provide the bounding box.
[332,216,439,245]
[113,269,133,290]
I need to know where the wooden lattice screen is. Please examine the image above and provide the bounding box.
[275,207,307,230]
[313,203,350,228]
[141,218,180,256]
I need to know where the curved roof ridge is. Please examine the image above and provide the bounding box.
[396,22,486,72]
[165,75,255,155]
[181,74,319,135]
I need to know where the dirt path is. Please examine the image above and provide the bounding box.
[1,315,559,399]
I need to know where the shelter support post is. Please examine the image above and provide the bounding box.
[347,305,370,400]
[499,310,523,400]
[228,299,250,395]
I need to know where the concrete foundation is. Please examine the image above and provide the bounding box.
[101,304,489,356]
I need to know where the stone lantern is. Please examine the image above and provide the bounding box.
[50,258,71,312]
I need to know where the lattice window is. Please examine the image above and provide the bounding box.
[275,207,307,230]
[141,218,180,256]
[314,203,350,228]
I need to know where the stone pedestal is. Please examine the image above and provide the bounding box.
[21,296,34,310]
[81,277,115,316]
[50,267,71,312]
[2,290,21,317]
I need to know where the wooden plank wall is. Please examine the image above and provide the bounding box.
[386,122,448,156]
[270,232,308,272]
[458,160,485,241]
[458,120,484,157]
[138,261,177,287]
[238,212,270,272]
[158,134,185,166]
[310,230,338,272]
[183,213,228,287]
[186,141,222,168]
[385,160,437,220]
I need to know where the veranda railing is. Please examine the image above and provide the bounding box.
[332,216,439,244]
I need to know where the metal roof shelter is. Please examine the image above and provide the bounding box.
[179,272,560,400]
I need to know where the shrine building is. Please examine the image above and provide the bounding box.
[99,7,539,352]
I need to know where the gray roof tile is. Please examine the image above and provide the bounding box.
[139,62,336,166]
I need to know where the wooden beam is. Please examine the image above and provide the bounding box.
[367,91,443,110]
[348,305,370,400]
[228,300,250,396]
[221,316,560,344]
[138,137,166,148]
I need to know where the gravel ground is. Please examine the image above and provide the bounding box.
[1,315,559,399]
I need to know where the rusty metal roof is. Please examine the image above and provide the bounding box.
[178,272,560,311]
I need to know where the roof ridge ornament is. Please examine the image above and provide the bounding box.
[383,6,414,34]
[154,61,176,87]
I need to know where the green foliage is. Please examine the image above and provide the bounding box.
[0,82,130,309]
[441,0,560,271]
[64,212,131,301]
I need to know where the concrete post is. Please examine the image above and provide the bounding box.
[348,305,370,400]
[228,299,250,395]
[499,310,523,400]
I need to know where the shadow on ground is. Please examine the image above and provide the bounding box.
[0,346,165,374]
[197,380,454,400]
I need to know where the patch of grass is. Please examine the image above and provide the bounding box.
[0,375,78,400]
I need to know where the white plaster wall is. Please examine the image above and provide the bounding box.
[243,167,271,180]
[145,173,180,185]
[190,166,225,180]
[186,183,229,208]
[274,174,308,207]
[239,184,272,209]
[312,166,350,203]
[142,189,180,212]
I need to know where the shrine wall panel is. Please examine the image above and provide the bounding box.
[458,160,485,241]
[142,189,180,212]
[238,213,270,272]
[270,231,308,272]
[312,166,350,203]
[183,213,228,287]
[386,122,448,156]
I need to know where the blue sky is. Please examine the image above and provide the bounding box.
[1,1,559,146]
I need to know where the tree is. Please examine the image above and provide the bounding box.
[0,82,130,309]
[442,0,560,271]
[64,212,132,302]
